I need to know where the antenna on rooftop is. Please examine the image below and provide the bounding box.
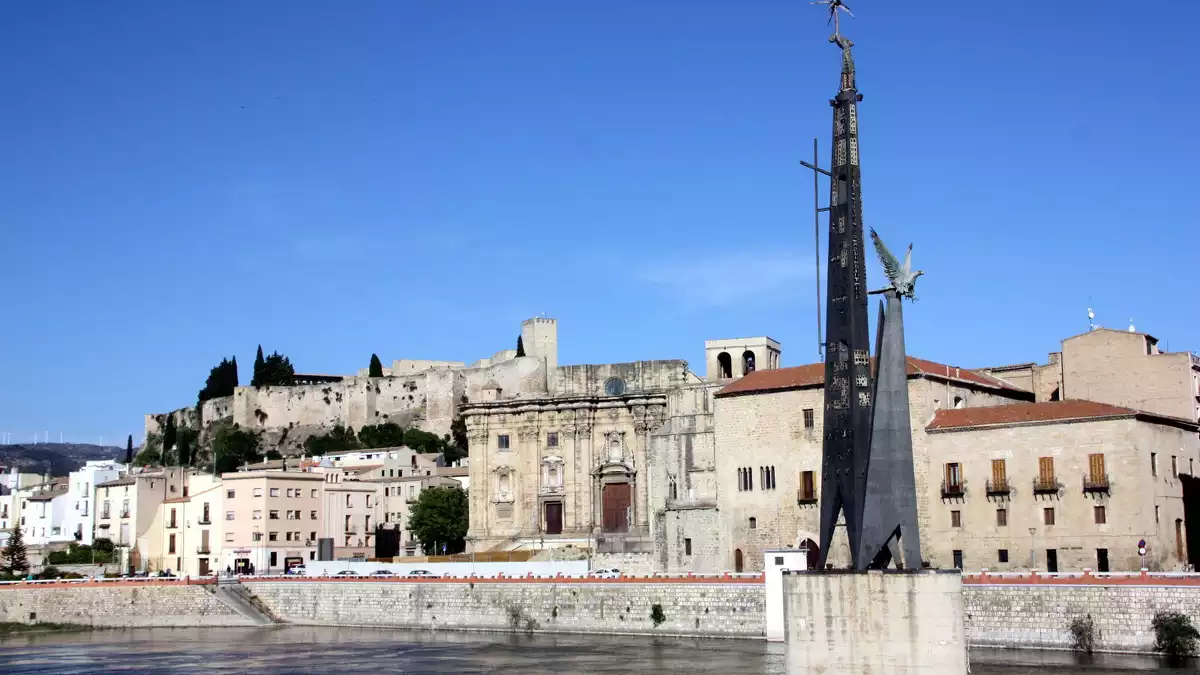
[1128,318,1136,333]
[1087,307,1095,331]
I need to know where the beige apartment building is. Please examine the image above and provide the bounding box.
[319,469,379,560]
[220,470,325,574]
[94,468,188,572]
[147,474,224,576]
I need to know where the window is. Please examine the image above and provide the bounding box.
[269,552,277,567]
[169,508,177,528]
[227,489,236,499]
[998,549,1009,563]
[225,511,235,521]
[953,396,964,409]
[800,471,816,501]
[952,550,963,570]
[1088,454,1106,482]
[498,434,510,450]
[310,510,317,520]
[311,531,317,541]
[737,467,754,492]
[1097,548,1110,572]
[717,352,733,379]
[102,501,110,519]
[225,532,234,543]
[253,488,263,497]
[270,488,280,497]
[1044,507,1056,526]
[345,515,352,531]
[803,409,815,429]
[996,508,1008,527]
[268,532,278,541]
[286,489,293,498]
[311,489,318,498]
[951,510,962,528]
[1035,457,1056,491]
[252,531,262,542]
[346,494,352,507]
[1094,505,1107,524]
[168,534,176,554]
[668,477,678,501]
[253,510,263,520]
[1046,549,1058,572]
[1152,453,1158,477]
[748,517,757,529]
[366,495,373,508]
[760,466,777,490]
[1172,455,1179,478]
[684,538,692,555]
[286,510,296,520]
[1156,506,1161,523]
[286,532,294,542]
[943,463,963,495]
[990,459,1007,490]
[547,432,558,448]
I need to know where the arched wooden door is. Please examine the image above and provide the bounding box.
[734,548,744,573]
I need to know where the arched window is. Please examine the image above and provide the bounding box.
[717,352,733,379]
[953,396,965,409]
[742,351,756,375]
[734,548,744,573]
[749,517,757,529]
[668,476,678,501]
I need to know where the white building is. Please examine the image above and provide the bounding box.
[21,478,69,545]
[65,461,124,544]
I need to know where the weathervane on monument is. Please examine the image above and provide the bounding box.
[812,0,855,49]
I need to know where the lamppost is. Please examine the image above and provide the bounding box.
[253,525,261,575]
[1028,527,1037,570]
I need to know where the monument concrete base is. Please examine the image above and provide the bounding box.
[782,569,967,675]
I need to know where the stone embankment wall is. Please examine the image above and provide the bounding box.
[243,576,765,638]
[963,571,1200,653]
[0,579,254,628]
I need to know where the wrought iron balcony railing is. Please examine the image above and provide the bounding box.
[941,480,966,499]
[797,489,818,505]
[985,479,1011,496]
[1033,477,1062,495]
[1083,474,1111,494]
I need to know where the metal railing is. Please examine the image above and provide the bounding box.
[1082,474,1111,493]
[1033,477,1062,494]
[985,479,1011,496]
[941,480,966,498]
[796,489,818,505]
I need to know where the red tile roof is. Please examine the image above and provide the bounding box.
[927,400,1198,431]
[715,357,1027,398]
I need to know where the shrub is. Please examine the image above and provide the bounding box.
[1069,614,1098,653]
[92,538,115,553]
[1154,611,1199,657]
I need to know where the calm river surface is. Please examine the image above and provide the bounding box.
[1,627,1196,674]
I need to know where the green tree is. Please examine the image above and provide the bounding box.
[199,356,239,402]
[369,353,384,378]
[1,526,30,577]
[124,435,134,465]
[134,446,161,466]
[161,415,177,462]
[252,345,266,385]
[212,423,262,473]
[407,486,468,555]
[403,428,445,454]
[176,428,198,466]
[253,348,295,387]
[516,335,526,357]
[357,422,406,449]
[303,425,359,455]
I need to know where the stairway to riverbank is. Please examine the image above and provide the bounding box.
[210,578,279,626]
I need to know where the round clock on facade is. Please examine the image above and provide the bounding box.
[604,377,626,396]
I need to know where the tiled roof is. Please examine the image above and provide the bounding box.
[162,496,190,504]
[97,476,136,488]
[715,357,1027,398]
[27,488,67,502]
[927,400,1198,432]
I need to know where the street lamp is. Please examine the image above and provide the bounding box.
[253,525,261,576]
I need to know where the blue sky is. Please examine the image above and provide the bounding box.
[2,1,1197,446]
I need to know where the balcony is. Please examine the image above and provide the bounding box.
[1033,477,1063,496]
[198,516,212,525]
[1083,474,1111,495]
[345,526,358,534]
[985,479,1012,497]
[167,521,179,530]
[797,489,818,506]
[941,480,966,499]
[196,545,211,555]
[120,511,130,519]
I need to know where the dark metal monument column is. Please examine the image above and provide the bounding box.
[814,0,873,571]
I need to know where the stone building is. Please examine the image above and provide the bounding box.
[713,358,1031,573]
[979,327,1200,423]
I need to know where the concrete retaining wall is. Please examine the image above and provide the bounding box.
[243,576,765,638]
[301,559,589,578]
[0,580,254,628]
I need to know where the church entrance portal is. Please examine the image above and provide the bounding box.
[602,483,631,533]
[544,502,563,535]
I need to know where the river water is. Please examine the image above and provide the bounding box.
[0,627,1195,674]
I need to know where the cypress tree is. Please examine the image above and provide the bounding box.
[516,335,526,357]
[1,526,29,576]
[252,345,266,387]
[124,435,133,465]
[369,353,384,378]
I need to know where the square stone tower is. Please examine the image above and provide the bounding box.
[521,317,559,389]
[704,337,781,381]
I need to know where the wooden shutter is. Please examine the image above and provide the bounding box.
[1038,457,1054,481]
[991,459,1007,485]
[1088,454,1105,481]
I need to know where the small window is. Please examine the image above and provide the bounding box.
[225,532,234,543]
[1094,505,1107,524]
[498,434,510,450]
[1097,548,1110,572]
[998,549,1009,563]
[269,510,279,520]
[951,510,962,528]
[952,550,963,570]
[225,511,235,521]
[1152,453,1158,477]
[748,517,757,529]
[684,538,692,555]
[310,510,317,520]
[774,556,784,565]
[1172,455,1179,478]
[1156,506,1161,523]
[268,531,278,542]
[226,490,235,499]
[1044,507,1056,526]
[253,510,262,520]
[310,531,317,541]
[803,409,815,429]
[547,432,558,448]
[996,508,1008,527]
[311,489,318,498]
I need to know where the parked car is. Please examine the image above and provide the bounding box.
[589,568,621,579]
[334,570,362,577]
[370,569,396,577]
[288,566,307,576]
[406,569,438,578]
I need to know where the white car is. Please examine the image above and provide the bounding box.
[589,568,621,579]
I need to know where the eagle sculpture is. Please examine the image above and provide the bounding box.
[869,228,923,300]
